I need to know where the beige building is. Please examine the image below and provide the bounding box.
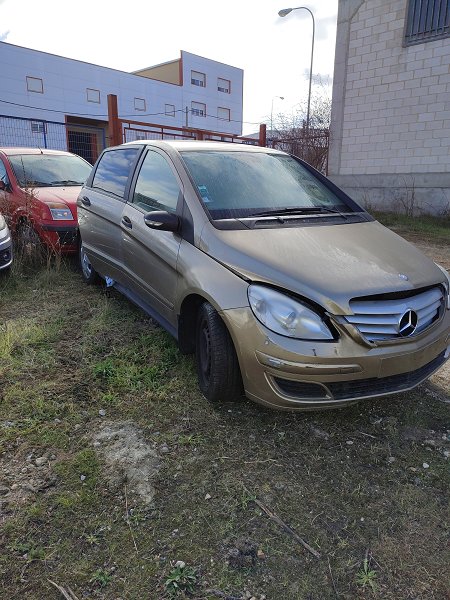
[328,0,450,214]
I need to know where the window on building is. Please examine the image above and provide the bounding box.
[191,102,206,117]
[217,78,231,93]
[87,88,101,103]
[26,76,43,93]
[31,121,46,134]
[405,0,449,44]
[165,104,176,117]
[191,71,206,87]
[134,97,146,111]
[218,107,231,121]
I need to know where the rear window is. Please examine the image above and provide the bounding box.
[92,148,139,199]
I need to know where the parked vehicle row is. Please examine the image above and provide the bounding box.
[76,140,450,410]
[1,142,449,411]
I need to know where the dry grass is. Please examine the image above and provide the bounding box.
[0,229,449,599]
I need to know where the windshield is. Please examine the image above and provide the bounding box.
[180,151,358,220]
[8,154,92,187]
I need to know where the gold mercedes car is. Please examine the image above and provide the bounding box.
[77,141,450,410]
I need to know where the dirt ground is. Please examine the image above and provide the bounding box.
[0,227,449,600]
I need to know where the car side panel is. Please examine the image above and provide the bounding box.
[77,187,126,283]
[121,202,182,327]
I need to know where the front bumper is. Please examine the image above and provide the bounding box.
[221,307,450,411]
[0,232,13,270]
[40,223,78,253]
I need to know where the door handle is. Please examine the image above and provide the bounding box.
[122,216,133,229]
[81,196,91,206]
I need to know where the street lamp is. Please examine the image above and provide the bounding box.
[270,95,284,136]
[278,6,315,132]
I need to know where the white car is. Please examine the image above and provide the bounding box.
[0,213,12,271]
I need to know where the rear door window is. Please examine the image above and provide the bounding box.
[92,148,139,199]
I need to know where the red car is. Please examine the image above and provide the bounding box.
[0,147,92,254]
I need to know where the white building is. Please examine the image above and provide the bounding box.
[328,0,450,214]
[0,42,244,162]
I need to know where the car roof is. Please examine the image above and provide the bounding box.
[0,147,76,157]
[122,139,285,154]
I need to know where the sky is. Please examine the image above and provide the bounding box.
[0,0,338,135]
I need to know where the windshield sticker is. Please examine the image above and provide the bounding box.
[198,184,212,203]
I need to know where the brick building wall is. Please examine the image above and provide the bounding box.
[328,0,450,214]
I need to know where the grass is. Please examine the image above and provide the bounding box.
[373,211,450,243]
[0,230,449,599]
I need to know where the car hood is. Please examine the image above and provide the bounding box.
[199,220,446,314]
[33,186,81,207]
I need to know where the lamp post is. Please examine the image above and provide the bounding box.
[278,6,315,133]
[270,95,284,136]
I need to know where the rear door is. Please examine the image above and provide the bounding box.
[121,148,183,327]
[77,146,140,281]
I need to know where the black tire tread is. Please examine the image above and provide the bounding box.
[196,302,243,403]
[79,243,100,285]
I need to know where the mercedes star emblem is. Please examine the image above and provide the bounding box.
[398,309,418,337]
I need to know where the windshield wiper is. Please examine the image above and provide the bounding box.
[248,206,348,218]
[50,180,84,186]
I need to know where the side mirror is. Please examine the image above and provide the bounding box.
[144,210,180,233]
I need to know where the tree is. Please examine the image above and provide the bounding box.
[268,76,332,173]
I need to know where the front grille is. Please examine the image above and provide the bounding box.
[274,351,447,401]
[328,351,446,399]
[347,287,444,341]
[58,230,78,246]
[273,379,328,399]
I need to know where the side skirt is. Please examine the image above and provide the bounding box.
[113,282,178,341]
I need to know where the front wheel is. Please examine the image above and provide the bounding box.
[195,302,243,403]
[16,220,45,263]
[79,242,99,284]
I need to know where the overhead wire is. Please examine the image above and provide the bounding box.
[0,98,263,126]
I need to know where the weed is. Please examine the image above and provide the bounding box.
[164,561,198,597]
[90,568,112,588]
[356,557,377,592]
[93,358,117,380]
[239,488,257,510]
[178,433,204,447]
[7,541,46,562]
[84,532,101,546]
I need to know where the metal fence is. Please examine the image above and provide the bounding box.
[0,115,106,164]
[121,118,261,146]
[0,114,67,151]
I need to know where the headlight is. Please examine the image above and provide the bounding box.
[0,214,6,231]
[49,204,73,220]
[248,284,334,340]
[435,263,450,309]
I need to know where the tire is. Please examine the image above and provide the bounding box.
[79,242,100,284]
[195,302,243,402]
[16,220,45,264]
